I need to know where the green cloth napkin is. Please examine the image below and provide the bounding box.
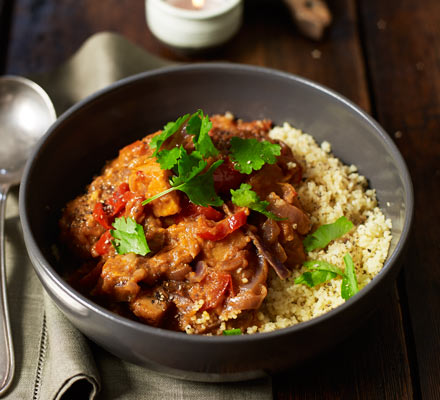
[2,32,273,399]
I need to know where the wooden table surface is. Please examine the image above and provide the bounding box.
[1,0,439,398]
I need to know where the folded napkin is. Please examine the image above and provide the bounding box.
[2,32,273,399]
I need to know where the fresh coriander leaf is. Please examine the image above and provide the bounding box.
[141,186,177,205]
[148,146,204,194]
[110,217,150,256]
[177,160,224,207]
[230,183,284,220]
[150,114,190,156]
[142,158,224,207]
[195,114,218,157]
[171,148,205,186]
[296,257,359,301]
[303,259,346,276]
[222,328,242,336]
[294,270,338,288]
[141,148,207,206]
[230,183,257,205]
[155,146,182,170]
[303,216,354,252]
[145,112,222,207]
[341,254,359,300]
[187,110,218,158]
[229,137,281,174]
[186,110,202,134]
[295,260,344,288]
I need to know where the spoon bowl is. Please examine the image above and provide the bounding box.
[0,75,56,395]
[0,76,56,184]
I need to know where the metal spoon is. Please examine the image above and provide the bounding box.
[0,76,56,395]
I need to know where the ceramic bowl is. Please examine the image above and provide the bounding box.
[19,63,413,382]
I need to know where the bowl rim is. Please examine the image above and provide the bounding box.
[20,61,414,343]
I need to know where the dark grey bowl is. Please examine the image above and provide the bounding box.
[19,63,413,382]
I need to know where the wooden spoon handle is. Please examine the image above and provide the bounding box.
[283,0,332,40]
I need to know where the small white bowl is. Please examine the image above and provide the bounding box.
[146,0,243,51]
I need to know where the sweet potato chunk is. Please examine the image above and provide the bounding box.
[129,158,181,217]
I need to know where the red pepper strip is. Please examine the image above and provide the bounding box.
[93,202,113,230]
[93,183,133,229]
[193,205,223,221]
[94,230,113,255]
[225,273,235,297]
[198,210,247,241]
[107,182,130,216]
[174,200,223,224]
[200,271,233,310]
[185,203,223,221]
[116,190,136,217]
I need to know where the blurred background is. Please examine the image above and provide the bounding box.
[2,0,377,110]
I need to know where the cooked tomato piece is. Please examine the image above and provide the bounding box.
[185,203,223,221]
[108,182,131,216]
[174,199,223,223]
[192,271,233,310]
[198,210,247,241]
[93,183,135,228]
[94,230,113,255]
[213,157,243,193]
[93,202,113,230]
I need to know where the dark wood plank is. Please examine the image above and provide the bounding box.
[4,0,417,398]
[225,0,371,112]
[0,0,14,73]
[358,1,440,399]
[6,0,370,110]
[6,0,153,75]
[274,287,413,400]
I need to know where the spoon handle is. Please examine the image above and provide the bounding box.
[0,183,14,395]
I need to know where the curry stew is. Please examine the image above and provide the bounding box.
[59,114,311,335]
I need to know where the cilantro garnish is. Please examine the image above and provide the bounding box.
[295,260,345,287]
[341,254,359,300]
[172,159,224,207]
[153,110,218,171]
[110,217,150,256]
[171,147,204,184]
[155,146,182,171]
[150,114,190,157]
[222,328,242,336]
[229,137,281,174]
[303,216,354,252]
[143,147,224,207]
[230,183,284,220]
[144,111,224,207]
[294,254,359,300]
[187,110,218,158]
[145,112,284,208]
